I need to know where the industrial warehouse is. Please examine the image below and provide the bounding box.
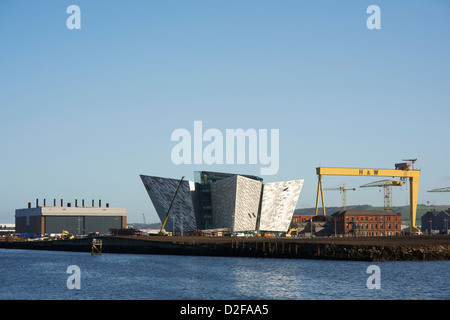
[15,199,126,235]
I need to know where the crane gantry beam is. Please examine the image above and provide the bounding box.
[428,187,450,192]
[314,167,421,233]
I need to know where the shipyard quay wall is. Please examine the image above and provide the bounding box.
[1,235,450,261]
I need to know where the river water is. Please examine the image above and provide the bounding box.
[0,248,448,300]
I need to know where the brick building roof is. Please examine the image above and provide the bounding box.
[331,210,401,216]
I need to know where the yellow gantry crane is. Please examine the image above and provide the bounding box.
[323,184,356,210]
[314,161,421,234]
[359,179,403,211]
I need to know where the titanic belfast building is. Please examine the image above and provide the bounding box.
[140,171,303,234]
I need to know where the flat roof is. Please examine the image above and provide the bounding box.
[15,206,126,217]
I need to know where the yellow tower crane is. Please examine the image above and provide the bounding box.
[323,184,356,210]
[359,179,403,211]
[314,161,421,234]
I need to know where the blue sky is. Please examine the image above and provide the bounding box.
[1,0,449,223]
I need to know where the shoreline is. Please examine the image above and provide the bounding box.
[1,235,449,262]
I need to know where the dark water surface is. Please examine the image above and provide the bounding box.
[0,249,448,300]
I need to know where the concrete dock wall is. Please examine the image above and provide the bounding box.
[1,235,449,261]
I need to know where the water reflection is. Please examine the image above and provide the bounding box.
[231,258,304,299]
[1,249,449,300]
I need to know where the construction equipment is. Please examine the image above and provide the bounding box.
[284,228,298,237]
[159,176,185,235]
[61,230,74,240]
[323,184,356,210]
[428,187,450,192]
[360,179,403,211]
[314,162,421,234]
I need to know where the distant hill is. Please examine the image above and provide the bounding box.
[129,222,161,230]
[129,205,449,229]
[294,205,373,215]
[295,204,450,225]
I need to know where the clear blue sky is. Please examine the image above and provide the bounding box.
[1,0,449,224]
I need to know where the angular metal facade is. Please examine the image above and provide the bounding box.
[259,180,304,232]
[140,172,303,234]
[210,176,236,230]
[140,175,197,232]
[211,175,262,232]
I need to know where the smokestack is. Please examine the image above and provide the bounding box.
[28,202,31,209]
[92,199,95,207]
[36,199,39,208]
[82,199,85,207]
[43,199,46,207]
[75,199,78,207]
[61,199,63,207]
[99,199,101,207]
[54,199,56,206]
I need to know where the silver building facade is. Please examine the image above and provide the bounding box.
[211,175,262,232]
[140,175,197,232]
[259,180,304,232]
[140,171,304,234]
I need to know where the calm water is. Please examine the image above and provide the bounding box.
[0,248,448,300]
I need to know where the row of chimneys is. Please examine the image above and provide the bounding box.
[29,199,109,208]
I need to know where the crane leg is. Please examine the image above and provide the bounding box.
[315,176,321,215]
[314,175,326,216]
[320,178,326,215]
[409,176,420,233]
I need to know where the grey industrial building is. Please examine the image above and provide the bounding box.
[15,200,126,235]
[421,209,450,234]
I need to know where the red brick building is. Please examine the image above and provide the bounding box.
[291,214,316,224]
[331,210,401,236]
